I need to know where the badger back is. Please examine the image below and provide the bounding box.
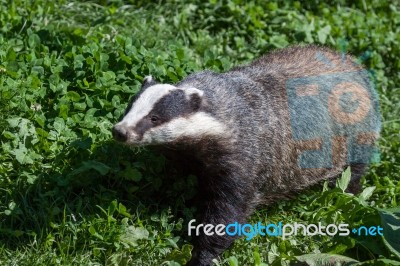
[239,46,381,173]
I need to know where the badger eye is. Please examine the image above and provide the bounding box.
[150,115,159,123]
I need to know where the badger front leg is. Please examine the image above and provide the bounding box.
[186,172,257,266]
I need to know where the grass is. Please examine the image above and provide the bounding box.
[0,0,399,265]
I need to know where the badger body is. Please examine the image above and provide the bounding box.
[113,46,381,265]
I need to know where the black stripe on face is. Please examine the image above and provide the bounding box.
[133,117,155,139]
[152,90,190,120]
[133,89,202,140]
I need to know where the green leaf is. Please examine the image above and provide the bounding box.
[31,66,44,76]
[120,167,142,182]
[176,48,185,61]
[88,226,103,240]
[119,226,149,247]
[108,200,118,216]
[336,167,351,192]
[317,25,331,44]
[89,226,96,235]
[379,208,400,259]
[7,117,21,127]
[227,256,239,266]
[254,250,267,266]
[14,145,34,164]
[59,104,69,119]
[74,54,85,69]
[66,91,81,102]
[2,131,16,140]
[68,160,111,177]
[28,33,40,48]
[118,203,131,217]
[166,238,179,249]
[34,114,46,128]
[73,102,86,111]
[164,244,192,265]
[53,117,65,133]
[359,186,376,201]
[84,160,110,175]
[295,253,358,266]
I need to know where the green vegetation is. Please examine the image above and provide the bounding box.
[0,0,399,265]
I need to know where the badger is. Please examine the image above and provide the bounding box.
[112,45,381,266]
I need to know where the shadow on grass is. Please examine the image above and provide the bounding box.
[0,138,198,253]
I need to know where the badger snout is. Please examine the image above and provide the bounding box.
[112,124,128,142]
[112,124,142,144]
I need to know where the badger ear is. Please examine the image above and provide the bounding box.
[185,87,204,111]
[185,87,204,97]
[142,75,157,87]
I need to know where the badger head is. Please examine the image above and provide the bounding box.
[112,76,227,146]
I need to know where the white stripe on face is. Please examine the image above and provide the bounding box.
[118,84,178,128]
[142,112,230,144]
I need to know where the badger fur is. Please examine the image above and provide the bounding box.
[112,46,381,266]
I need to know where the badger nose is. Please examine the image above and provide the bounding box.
[112,125,128,142]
